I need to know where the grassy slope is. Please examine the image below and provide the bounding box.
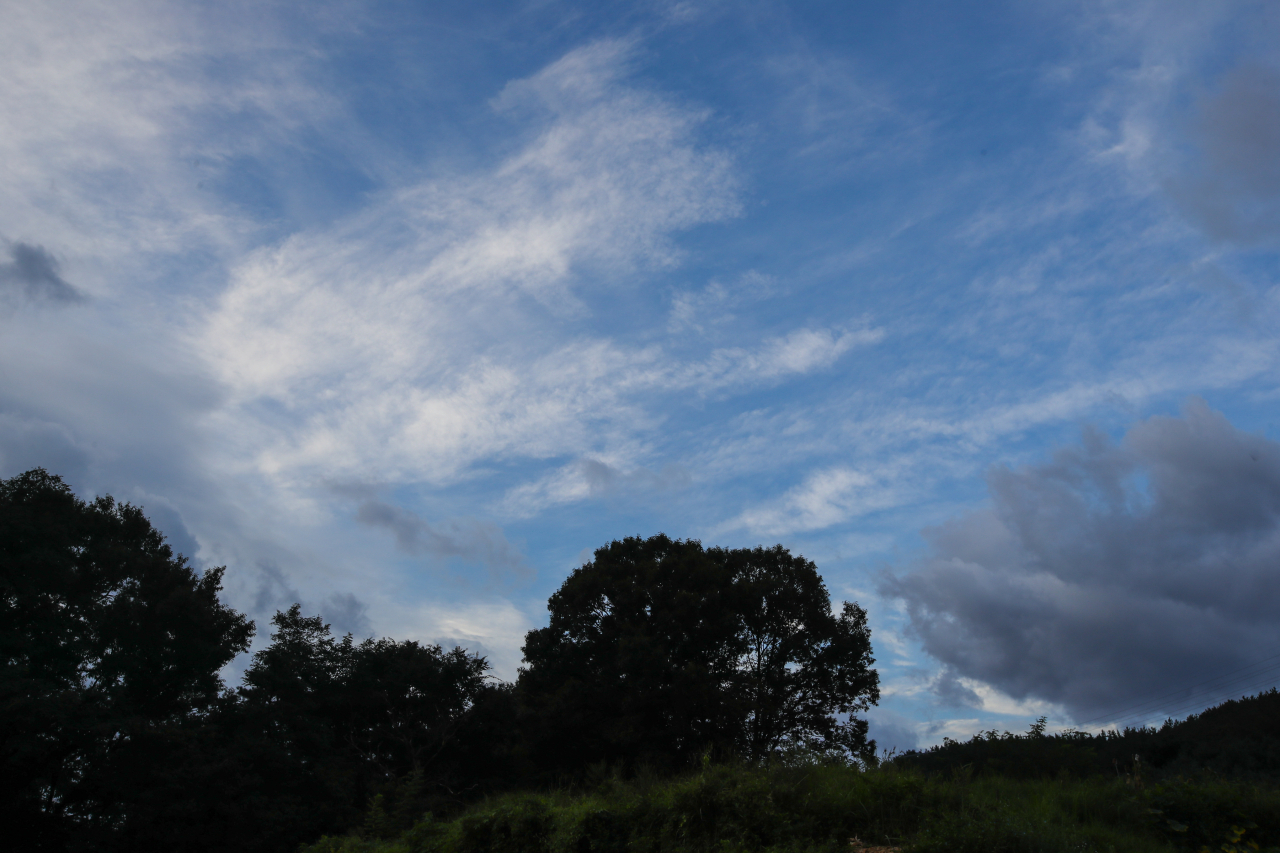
[299,692,1280,853]
[300,761,1280,853]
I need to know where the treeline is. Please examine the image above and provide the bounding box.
[1,469,879,853]
[894,689,1280,782]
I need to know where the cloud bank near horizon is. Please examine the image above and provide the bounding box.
[881,400,1280,724]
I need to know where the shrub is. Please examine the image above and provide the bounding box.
[302,759,1280,853]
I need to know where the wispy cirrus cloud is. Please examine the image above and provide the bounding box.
[724,464,905,537]
[5,0,1280,741]
[689,325,884,386]
[200,40,884,501]
[205,38,738,400]
[500,455,692,518]
[0,0,340,276]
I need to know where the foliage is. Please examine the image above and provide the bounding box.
[13,467,1280,853]
[727,545,879,760]
[1143,776,1280,853]
[895,690,1280,783]
[300,759,1280,853]
[519,535,743,774]
[518,535,879,775]
[228,606,500,846]
[0,468,253,851]
[0,468,511,852]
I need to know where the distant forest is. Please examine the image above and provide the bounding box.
[4,468,1278,853]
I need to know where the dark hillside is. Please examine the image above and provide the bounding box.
[893,688,1280,781]
[1147,688,1280,778]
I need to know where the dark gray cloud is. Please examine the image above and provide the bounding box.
[0,243,83,306]
[931,668,984,709]
[319,591,373,638]
[246,562,370,637]
[252,560,303,616]
[0,413,91,485]
[1169,64,1280,243]
[433,636,493,659]
[136,499,201,567]
[356,499,528,581]
[580,458,691,496]
[880,399,1280,723]
[865,708,921,755]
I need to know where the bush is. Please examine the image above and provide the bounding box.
[454,796,556,853]
[1142,777,1280,852]
[305,762,1170,853]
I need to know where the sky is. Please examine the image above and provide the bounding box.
[3,0,1280,752]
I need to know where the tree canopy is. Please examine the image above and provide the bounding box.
[2,470,883,851]
[729,545,880,760]
[0,468,252,850]
[0,469,504,852]
[518,534,879,772]
[224,606,498,846]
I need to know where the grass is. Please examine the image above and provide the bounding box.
[296,758,1280,853]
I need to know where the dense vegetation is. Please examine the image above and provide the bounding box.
[5,468,1278,852]
[301,761,1280,853]
[304,703,1280,853]
[1,469,878,852]
[519,535,879,775]
[895,689,1280,782]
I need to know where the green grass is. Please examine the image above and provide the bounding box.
[300,761,1280,853]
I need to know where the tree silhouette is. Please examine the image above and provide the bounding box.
[232,605,497,843]
[729,545,879,761]
[518,535,879,773]
[0,468,252,850]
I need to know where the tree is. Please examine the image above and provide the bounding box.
[518,535,880,773]
[0,468,253,851]
[726,545,879,761]
[341,635,490,779]
[1,468,509,851]
[235,605,497,840]
[519,535,745,773]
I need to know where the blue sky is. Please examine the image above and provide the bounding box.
[4,0,1280,751]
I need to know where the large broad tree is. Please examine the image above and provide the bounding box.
[726,545,879,761]
[519,535,745,773]
[0,468,253,851]
[518,535,880,773]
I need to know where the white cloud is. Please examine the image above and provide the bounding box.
[667,270,777,333]
[729,464,902,536]
[697,326,884,382]
[200,40,745,490]
[385,598,535,681]
[500,455,692,517]
[0,0,335,279]
[7,0,1280,706]
[198,40,886,500]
